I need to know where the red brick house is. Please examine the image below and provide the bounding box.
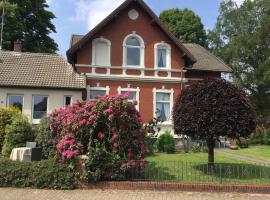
[67,0,231,132]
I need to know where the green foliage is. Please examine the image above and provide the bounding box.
[208,0,270,115]
[238,137,250,148]
[157,131,175,153]
[0,107,19,153]
[144,135,156,155]
[3,0,58,53]
[2,114,34,157]
[264,129,270,145]
[35,117,56,159]
[160,8,207,47]
[0,158,75,189]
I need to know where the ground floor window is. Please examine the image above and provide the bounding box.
[88,86,109,102]
[153,88,174,123]
[32,96,48,123]
[118,87,140,110]
[7,95,23,111]
[64,96,72,108]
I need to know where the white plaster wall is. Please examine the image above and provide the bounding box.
[0,87,82,123]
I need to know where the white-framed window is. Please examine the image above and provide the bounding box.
[153,88,174,123]
[87,86,109,102]
[32,95,48,124]
[92,37,111,66]
[154,42,171,69]
[64,96,72,108]
[7,95,24,111]
[123,32,145,67]
[118,86,140,110]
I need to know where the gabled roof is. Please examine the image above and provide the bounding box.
[183,44,232,72]
[0,50,85,89]
[66,0,196,66]
[69,35,232,72]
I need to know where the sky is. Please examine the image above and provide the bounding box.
[46,0,244,56]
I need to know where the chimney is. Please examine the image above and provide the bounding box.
[13,39,22,52]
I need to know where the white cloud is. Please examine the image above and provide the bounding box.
[46,0,55,5]
[72,0,125,30]
[233,0,245,6]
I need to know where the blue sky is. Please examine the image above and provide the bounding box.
[46,0,243,56]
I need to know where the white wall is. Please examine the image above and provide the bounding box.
[0,87,82,123]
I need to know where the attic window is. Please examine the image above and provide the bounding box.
[128,9,139,20]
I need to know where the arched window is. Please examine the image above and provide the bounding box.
[123,33,144,67]
[92,37,111,66]
[154,42,171,69]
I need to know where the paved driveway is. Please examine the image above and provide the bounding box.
[1,188,270,200]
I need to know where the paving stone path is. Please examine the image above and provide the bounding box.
[216,150,270,165]
[1,188,270,200]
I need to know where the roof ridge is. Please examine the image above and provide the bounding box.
[0,49,61,57]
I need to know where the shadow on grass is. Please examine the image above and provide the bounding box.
[193,163,270,180]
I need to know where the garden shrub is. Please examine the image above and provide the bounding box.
[0,107,19,153]
[49,94,146,181]
[2,114,34,157]
[0,158,75,189]
[238,137,250,148]
[144,135,156,155]
[264,128,270,145]
[35,117,56,159]
[157,131,175,153]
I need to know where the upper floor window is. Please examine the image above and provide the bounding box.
[92,37,111,66]
[123,33,145,67]
[154,42,171,69]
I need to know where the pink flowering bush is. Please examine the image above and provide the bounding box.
[49,94,146,181]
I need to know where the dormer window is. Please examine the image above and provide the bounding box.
[123,33,145,67]
[154,42,171,69]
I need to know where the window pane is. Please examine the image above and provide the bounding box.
[156,102,170,122]
[121,91,136,100]
[127,47,140,66]
[95,41,109,66]
[90,90,106,100]
[156,93,170,101]
[126,37,140,46]
[157,48,167,68]
[65,96,71,108]
[8,95,23,111]
[33,96,48,119]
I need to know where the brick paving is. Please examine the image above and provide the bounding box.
[1,188,270,200]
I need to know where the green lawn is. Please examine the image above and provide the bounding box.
[138,152,270,184]
[223,145,270,161]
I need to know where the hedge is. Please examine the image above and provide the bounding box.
[0,158,75,189]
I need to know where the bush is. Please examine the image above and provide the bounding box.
[0,107,19,153]
[264,128,270,145]
[144,135,156,155]
[35,117,56,159]
[157,131,175,153]
[0,158,75,189]
[238,137,250,148]
[2,114,34,157]
[191,145,201,153]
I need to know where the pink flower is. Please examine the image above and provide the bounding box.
[104,108,111,113]
[128,151,133,158]
[98,132,105,140]
[132,100,138,105]
[112,134,118,140]
[108,114,114,121]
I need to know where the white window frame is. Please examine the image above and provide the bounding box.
[32,95,49,124]
[7,94,24,111]
[118,86,140,110]
[63,95,72,108]
[123,32,145,68]
[92,37,111,66]
[87,85,110,102]
[154,42,171,69]
[153,88,174,124]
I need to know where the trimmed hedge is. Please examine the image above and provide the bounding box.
[157,131,175,153]
[0,158,75,189]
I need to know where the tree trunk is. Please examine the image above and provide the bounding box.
[207,137,215,172]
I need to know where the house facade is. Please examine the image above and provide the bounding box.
[0,47,85,124]
[67,0,231,131]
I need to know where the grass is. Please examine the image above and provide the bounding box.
[136,152,270,184]
[223,145,270,161]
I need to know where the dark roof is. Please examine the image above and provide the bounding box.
[69,35,232,72]
[66,0,196,66]
[183,44,232,72]
[0,50,85,89]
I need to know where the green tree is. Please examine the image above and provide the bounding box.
[160,8,207,47]
[208,0,270,115]
[2,0,58,53]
